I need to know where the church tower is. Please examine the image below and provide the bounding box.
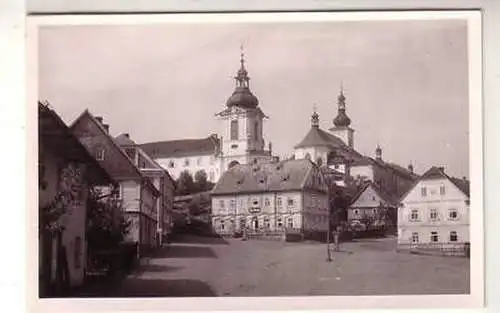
[329,86,355,148]
[216,47,271,169]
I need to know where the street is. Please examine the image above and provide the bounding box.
[78,235,469,297]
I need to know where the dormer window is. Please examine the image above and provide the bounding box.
[95,147,105,161]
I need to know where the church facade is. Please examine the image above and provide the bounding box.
[140,50,274,183]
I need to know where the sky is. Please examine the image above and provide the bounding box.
[38,19,470,178]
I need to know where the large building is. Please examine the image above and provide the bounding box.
[211,159,329,240]
[293,89,419,229]
[398,166,470,254]
[140,51,274,183]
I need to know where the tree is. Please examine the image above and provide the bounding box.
[86,188,130,252]
[176,170,195,196]
[194,170,213,192]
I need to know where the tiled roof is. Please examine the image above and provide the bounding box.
[212,159,325,195]
[349,181,398,207]
[420,166,470,197]
[39,102,115,187]
[140,135,220,158]
[294,126,346,149]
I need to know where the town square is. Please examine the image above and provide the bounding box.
[37,15,473,298]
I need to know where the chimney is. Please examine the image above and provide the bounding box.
[408,164,414,174]
[462,176,468,182]
[103,124,109,132]
[268,142,272,154]
[95,116,103,124]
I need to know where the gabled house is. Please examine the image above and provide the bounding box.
[348,181,398,230]
[70,111,160,256]
[398,166,470,253]
[116,133,176,246]
[38,102,115,296]
[211,159,329,240]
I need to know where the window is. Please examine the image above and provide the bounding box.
[230,200,236,208]
[277,197,282,206]
[354,209,359,215]
[74,236,82,269]
[219,200,225,208]
[184,158,190,167]
[450,231,458,242]
[334,164,339,169]
[230,120,239,140]
[95,148,105,161]
[240,218,246,229]
[220,221,225,230]
[410,209,419,221]
[411,232,419,243]
[448,209,458,220]
[277,218,283,227]
[429,208,438,221]
[264,198,270,207]
[421,187,427,197]
[287,218,293,229]
[197,157,202,166]
[430,231,439,242]
[254,121,259,140]
[440,185,446,195]
[264,217,270,229]
[252,199,259,206]
[168,161,175,168]
[373,208,377,214]
[287,198,294,206]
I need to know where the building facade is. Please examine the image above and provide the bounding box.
[211,159,329,240]
[70,111,160,255]
[116,133,176,246]
[140,50,274,184]
[398,166,470,252]
[39,103,115,295]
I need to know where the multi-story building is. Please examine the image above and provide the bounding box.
[115,133,176,246]
[70,110,160,255]
[140,50,274,183]
[210,159,329,240]
[398,166,470,252]
[38,102,115,295]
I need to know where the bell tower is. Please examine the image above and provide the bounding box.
[329,84,355,148]
[216,46,270,168]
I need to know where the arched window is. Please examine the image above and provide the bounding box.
[230,120,239,140]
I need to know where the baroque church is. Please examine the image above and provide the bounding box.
[140,50,275,183]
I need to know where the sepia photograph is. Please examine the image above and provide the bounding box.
[29,10,483,310]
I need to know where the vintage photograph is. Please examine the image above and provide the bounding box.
[34,12,481,302]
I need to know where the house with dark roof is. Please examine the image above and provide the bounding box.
[211,159,329,240]
[348,181,398,231]
[139,50,274,185]
[116,133,176,246]
[398,166,470,254]
[70,110,160,256]
[38,102,115,295]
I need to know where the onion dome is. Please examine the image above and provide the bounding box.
[226,46,259,109]
[333,88,351,127]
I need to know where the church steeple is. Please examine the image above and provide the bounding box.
[226,45,259,109]
[311,104,319,128]
[235,45,250,88]
[333,84,351,127]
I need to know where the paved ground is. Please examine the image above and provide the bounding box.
[79,235,469,297]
